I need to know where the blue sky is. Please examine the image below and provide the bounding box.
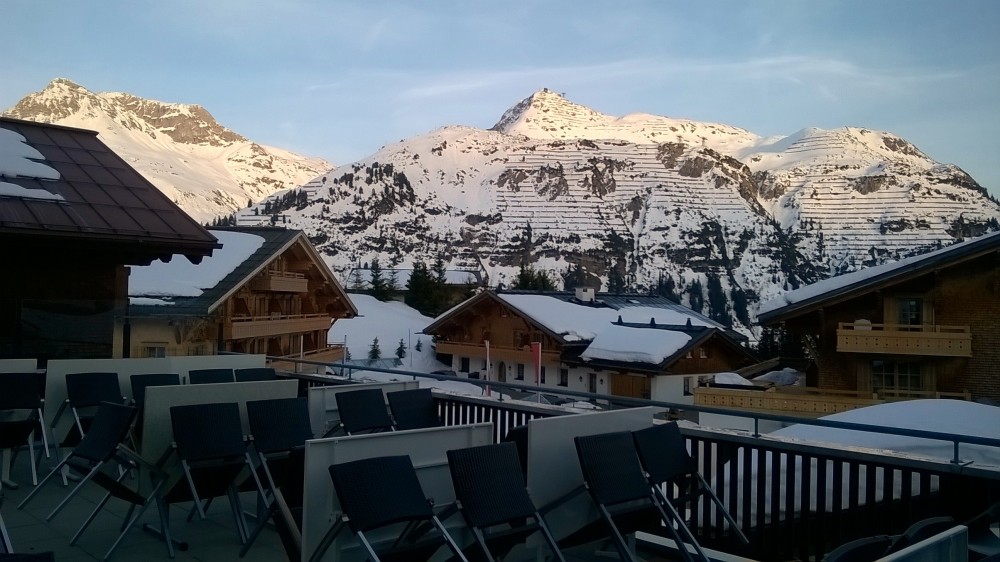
[3,0,999,195]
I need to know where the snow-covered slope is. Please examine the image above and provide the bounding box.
[3,78,330,223]
[245,90,1000,335]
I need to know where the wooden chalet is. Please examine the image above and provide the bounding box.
[423,288,754,401]
[758,230,1000,402]
[0,117,219,361]
[124,227,356,371]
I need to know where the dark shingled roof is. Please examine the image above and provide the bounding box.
[0,117,218,264]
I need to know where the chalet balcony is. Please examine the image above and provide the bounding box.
[224,313,331,339]
[836,321,972,357]
[249,271,309,292]
[269,343,346,373]
[693,385,972,417]
[435,340,561,364]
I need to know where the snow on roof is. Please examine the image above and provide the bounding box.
[714,372,753,386]
[580,325,691,364]
[129,230,264,298]
[772,400,1000,468]
[759,230,1000,317]
[497,294,712,342]
[0,127,64,201]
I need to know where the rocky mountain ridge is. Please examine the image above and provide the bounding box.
[243,89,999,335]
[3,78,329,222]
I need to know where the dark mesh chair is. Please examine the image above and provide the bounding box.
[58,372,124,448]
[310,455,468,562]
[823,534,893,562]
[0,372,48,485]
[187,368,235,385]
[17,402,137,522]
[129,373,180,445]
[447,442,565,562]
[241,448,306,560]
[574,431,698,562]
[240,397,314,557]
[332,388,394,436]
[883,516,956,555]
[501,424,529,482]
[633,423,748,548]
[387,388,442,430]
[165,402,263,545]
[235,367,279,382]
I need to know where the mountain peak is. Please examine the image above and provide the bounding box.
[491,89,608,137]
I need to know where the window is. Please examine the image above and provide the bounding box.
[540,366,546,384]
[559,369,569,387]
[481,359,488,370]
[459,357,470,373]
[144,344,167,358]
[872,360,922,396]
[683,376,692,396]
[698,347,708,359]
[516,363,524,380]
[897,297,923,328]
[588,373,597,393]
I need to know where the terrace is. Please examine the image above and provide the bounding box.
[2,355,998,561]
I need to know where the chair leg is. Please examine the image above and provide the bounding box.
[228,485,249,544]
[47,465,101,521]
[307,519,345,562]
[597,504,639,562]
[696,474,749,545]
[1,509,13,554]
[534,512,567,562]
[16,456,71,510]
[72,490,115,545]
[652,488,706,562]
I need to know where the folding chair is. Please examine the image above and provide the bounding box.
[633,423,749,547]
[240,448,306,560]
[235,367,279,382]
[387,388,442,430]
[574,431,700,562]
[883,516,956,555]
[309,455,469,562]
[1,481,11,554]
[0,372,48,486]
[55,372,125,448]
[331,388,394,436]
[164,402,264,545]
[128,373,180,446]
[17,402,137,522]
[239,397,313,557]
[187,368,235,384]
[447,442,565,562]
[822,534,893,562]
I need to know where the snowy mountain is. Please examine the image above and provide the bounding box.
[250,90,993,335]
[3,78,330,223]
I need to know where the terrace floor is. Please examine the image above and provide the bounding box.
[2,450,287,561]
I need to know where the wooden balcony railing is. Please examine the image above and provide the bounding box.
[269,344,346,373]
[250,271,309,293]
[836,322,972,357]
[694,385,972,415]
[435,340,561,364]
[225,313,330,340]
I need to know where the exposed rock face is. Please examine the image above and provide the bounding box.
[3,78,329,222]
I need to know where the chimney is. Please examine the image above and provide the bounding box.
[575,287,595,303]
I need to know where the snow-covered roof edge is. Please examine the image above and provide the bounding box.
[758,230,1000,323]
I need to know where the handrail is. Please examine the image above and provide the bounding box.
[838,322,971,334]
[243,352,1000,466]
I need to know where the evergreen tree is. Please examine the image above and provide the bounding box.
[430,255,448,313]
[349,266,366,291]
[367,337,382,363]
[395,338,407,359]
[655,272,678,302]
[687,279,704,313]
[405,260,433,314]
[388,268,400,294]
[706,274,731,327]
[415,339,423,352]
[369,257,391,301]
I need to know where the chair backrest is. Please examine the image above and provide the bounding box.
[235,367,279,382]
[246,397,313,454]
[387,388,441,430]
[574,431,654,506]
[0,372,42,410]
[65,372,122,408]
[447,442,537,528]
[885,516,957,554]
[334,388,394,434]
[187,368,235,385]
[823,534,893,562]
[328,455,433,533]
[72,402,137,463]
[169,402,246,461]
[632,422,699,484]
[129,373,181,412]
[501,424,529,481]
